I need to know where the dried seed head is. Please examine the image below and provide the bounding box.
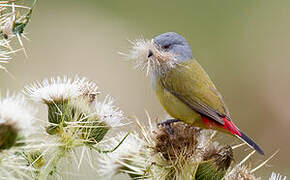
[153,121,199,162]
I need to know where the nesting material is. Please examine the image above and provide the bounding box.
[123,38,178,76]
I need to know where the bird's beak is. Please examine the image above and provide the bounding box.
[148,49,153,58]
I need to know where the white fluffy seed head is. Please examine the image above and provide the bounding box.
[24,76,99,104]
[94,95,124,128]
[0,93,36,136]
[123,38,178,76]
[98,132,148,179]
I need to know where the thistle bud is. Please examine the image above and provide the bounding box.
[195,145,233,180]
[81,120,110,144]
[82,96,124,144]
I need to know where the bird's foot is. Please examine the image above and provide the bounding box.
[157,119,180,134]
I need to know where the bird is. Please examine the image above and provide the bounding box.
[148,32,264,155]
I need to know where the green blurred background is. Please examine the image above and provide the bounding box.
[1,0,289,179]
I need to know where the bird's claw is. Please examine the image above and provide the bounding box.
[157,119,180,134]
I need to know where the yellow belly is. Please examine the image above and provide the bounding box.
[155,78,203,126]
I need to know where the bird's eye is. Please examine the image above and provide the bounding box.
[163,45,170,49]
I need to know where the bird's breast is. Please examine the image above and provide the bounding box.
[154,76,202,125]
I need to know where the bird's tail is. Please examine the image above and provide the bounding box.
[222,117,264,155]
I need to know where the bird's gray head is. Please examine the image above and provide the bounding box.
[152,32,193,62]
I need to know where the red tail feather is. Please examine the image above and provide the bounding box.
[201,116,241,136]
[222,117,242,136]
[201,116,264,155]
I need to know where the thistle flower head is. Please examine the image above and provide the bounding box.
[0,94,37,176]
[123,38,178,76]
[24,76,99,104]
[24,76,99,130]
[0,93,36,136]
[93,95,124,128]
[98,132,149,179]
[80,96,125,144]
[29,95,126,178]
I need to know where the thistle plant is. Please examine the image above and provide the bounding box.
[21,75,127,179]
[0,75,130,179]
[0,80,286,179]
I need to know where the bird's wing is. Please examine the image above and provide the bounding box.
[161,59,230,125]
